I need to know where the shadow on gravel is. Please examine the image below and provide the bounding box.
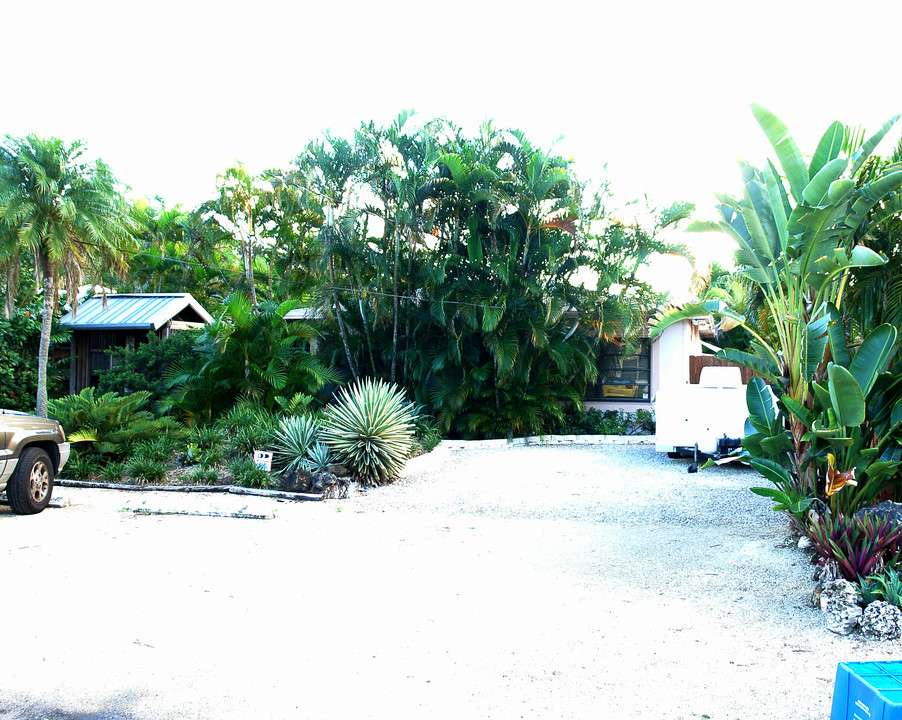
[0,698,137,720]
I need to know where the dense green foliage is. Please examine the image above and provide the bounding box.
[0,302,68,412]
[48,387,183,461]
[651,106,902,608]
[653,107,902,511]
[286,117,688,438]
[163,296,340,423]
[557,408,655,436]
[0,135,133,416]
[1,118,685,439]
[96,330,200,409]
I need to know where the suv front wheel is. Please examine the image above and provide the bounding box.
[7,447,54,515]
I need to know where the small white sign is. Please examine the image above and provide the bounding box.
[253,450,273,472]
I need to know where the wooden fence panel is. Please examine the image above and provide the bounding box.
[689,355,756,385]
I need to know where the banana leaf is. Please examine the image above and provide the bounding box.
[802,157,848,207]
[825,302,851,368]
[828,364,866,427]
[747,376,778,430]
[809,121,845,177]
[850,115,901,176]
[849,324,897,398]
[803,313,829,381]
[751,104,809,203]
[749,457,793,490]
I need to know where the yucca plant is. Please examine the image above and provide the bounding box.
[808,513,902,581]
[300,441,333,474]
[320,378,416,486]
[272,414,320,474]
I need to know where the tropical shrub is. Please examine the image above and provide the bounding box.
[741,323,902,516]
[127,456,168,485]
[49,388,184,461]
[227,456,271,489]
[96,330,199,410]
[188,424,227,450]
[297,120,688,440]
[133,435,180,463]
[863,567,902,608]
[320,378,416,486]
[557,408,655,436]
[65,450,100,481]
[214,404,279,458]
[185,466,220,485]
[163,296,340,423]
[99,462,125,484]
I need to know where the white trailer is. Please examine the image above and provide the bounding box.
[653,365,748,465]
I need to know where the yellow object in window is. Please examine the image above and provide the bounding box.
[602,384,638,398]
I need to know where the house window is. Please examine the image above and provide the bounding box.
[586,339,651,401]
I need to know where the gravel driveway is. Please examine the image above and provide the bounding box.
[1,441,895,719]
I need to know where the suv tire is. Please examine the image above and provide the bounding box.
[7,447,54,515]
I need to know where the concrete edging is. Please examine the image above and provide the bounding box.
[55,479,323,502]
[440,434,655,449]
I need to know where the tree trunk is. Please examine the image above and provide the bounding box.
[391,222,400,384]
[4,259,19,320]
[36,258,55,418]
[326,226,357,380]
[404,232,413,385]
[245,221,258,308]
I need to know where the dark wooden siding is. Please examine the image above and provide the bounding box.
[689,354,756,385]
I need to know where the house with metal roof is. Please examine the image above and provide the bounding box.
[59,293,213,394]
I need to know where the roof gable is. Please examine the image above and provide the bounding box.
[59,293,213,330]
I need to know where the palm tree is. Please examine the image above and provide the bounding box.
[289,134,368,379]
[200,163,269,307]
[0,135,133,416]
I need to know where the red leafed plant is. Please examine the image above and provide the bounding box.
[807,513,902,582]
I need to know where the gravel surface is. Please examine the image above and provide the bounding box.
[1,441,896,719]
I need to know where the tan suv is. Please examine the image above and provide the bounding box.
[0,410,71,515]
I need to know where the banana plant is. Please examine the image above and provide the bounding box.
[742,323,902,513]
[651,106,902,497]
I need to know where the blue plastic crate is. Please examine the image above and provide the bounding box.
[832,661,902,720]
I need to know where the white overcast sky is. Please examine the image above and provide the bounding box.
[4,0,902,295]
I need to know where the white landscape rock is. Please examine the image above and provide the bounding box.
[820,579,863,635]
[860,601,902,640]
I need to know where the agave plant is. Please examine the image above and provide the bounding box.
[272,414,320,475]
[320,379,416,486]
